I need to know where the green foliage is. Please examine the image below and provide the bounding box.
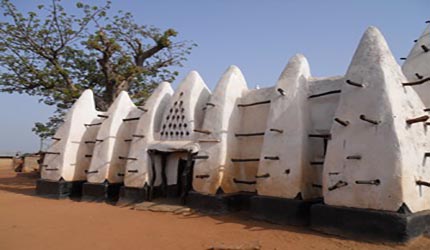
[0,0,196,139]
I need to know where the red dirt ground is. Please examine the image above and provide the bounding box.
[1,167,430,250]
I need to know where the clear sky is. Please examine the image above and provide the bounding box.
[0,0,428,153]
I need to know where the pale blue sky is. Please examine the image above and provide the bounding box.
[0,0,428,153]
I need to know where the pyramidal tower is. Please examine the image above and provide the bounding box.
[142,71,211,202]
[82,91,142,201]
[192,65,248,195]
[119,82,174,205]
[34,23,430,242]
[322,26,430,212]
[36,89,103,198]
[402,23,430,106]
[312,27,430,241]
[255,54,313,200]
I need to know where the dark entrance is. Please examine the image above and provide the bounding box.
[177,158,194,197]
[147,150,196,204]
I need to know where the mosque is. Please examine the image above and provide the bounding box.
[36,23,430,242]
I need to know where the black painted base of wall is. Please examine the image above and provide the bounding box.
[116,184,188,205]
[157,185,181,199]
[117,186,147,206]
[310,203,430,242]
[186,191,254,213]
[82,182,123,202]
[250,195,322,226]
[36,179,84,199]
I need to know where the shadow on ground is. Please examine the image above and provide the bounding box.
[125,197,404,248]
[0,168,427,249]
[0,169,39,196]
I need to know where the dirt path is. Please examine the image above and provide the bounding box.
[0,168,429,250]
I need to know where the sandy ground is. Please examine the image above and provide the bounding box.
[1,168,430,250]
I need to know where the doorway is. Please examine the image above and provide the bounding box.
[176,158,194,197]
[147,150,195,203]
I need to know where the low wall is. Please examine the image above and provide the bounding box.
[0,157,13,169]
[22,156,40,173]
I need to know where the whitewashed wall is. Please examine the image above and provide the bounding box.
[193,65,248,195]
[323,27,430,213]
[221,87,275,193]
[86,91,141,184]
[147,71,211,187]
[402,24,430,106]
[124,82,173,188]
[42,89,101,181]
[256,55,313,199]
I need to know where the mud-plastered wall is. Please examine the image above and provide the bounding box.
[305,76,343,195]
[256,55,315,199]
[402,24,430,106]
[147,71,211,188]
[86,91,140,184]
[221,86,274,193]
[193,66,248,195]
[42,89,101,181]
[124,82,173,189]
[323,27,430,213]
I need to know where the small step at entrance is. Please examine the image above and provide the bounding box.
[133,198,194,215]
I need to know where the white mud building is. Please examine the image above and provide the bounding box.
[37,23,430,242]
